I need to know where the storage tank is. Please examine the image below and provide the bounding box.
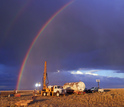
[63,81,85,92]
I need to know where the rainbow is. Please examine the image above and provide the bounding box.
[1,1,31,47]
[16,0,74,90]
[5,1,31,37]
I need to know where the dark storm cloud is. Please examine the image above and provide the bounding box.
[26,0,124,74]
[0,64,18,90]
[0,0,124,90]
[49,72,124,88]
[0,0,73,90]
[19,69,124,90]
[0,0,72,65]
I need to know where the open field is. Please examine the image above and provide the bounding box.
[0,90,33,97]
[0,89,124,107]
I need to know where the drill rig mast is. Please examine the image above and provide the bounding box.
[42,61,49,91]
[41,61,65,96]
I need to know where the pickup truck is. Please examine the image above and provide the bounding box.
[98,88,104,93]
[87,87,104,93]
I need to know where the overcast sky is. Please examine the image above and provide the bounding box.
[0,0,124,90]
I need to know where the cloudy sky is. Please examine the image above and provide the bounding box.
[0,0,124,90]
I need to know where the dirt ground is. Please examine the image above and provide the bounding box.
[0,89,124,107]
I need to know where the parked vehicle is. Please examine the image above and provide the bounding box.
[98,88,104,93]
[87,87,99,93]
[84,88,88,93]
[41,61,66,97]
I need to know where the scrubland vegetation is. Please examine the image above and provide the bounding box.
[0,89,124,107]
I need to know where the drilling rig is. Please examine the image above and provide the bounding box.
[41,61,66,97]
[42,61,49,91]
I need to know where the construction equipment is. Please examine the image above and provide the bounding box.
[42,61,49,91]
[41,61,65,97]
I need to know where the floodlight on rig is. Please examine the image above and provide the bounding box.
[35,82,41,90]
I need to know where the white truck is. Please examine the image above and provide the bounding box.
[40,61,66,97]
[98,88,104,93]
[41,85,65,97]
[49,85,65,96]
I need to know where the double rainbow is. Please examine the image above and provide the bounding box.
[16,0,74,90]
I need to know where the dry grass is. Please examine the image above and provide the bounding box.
[0,89,124,107]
